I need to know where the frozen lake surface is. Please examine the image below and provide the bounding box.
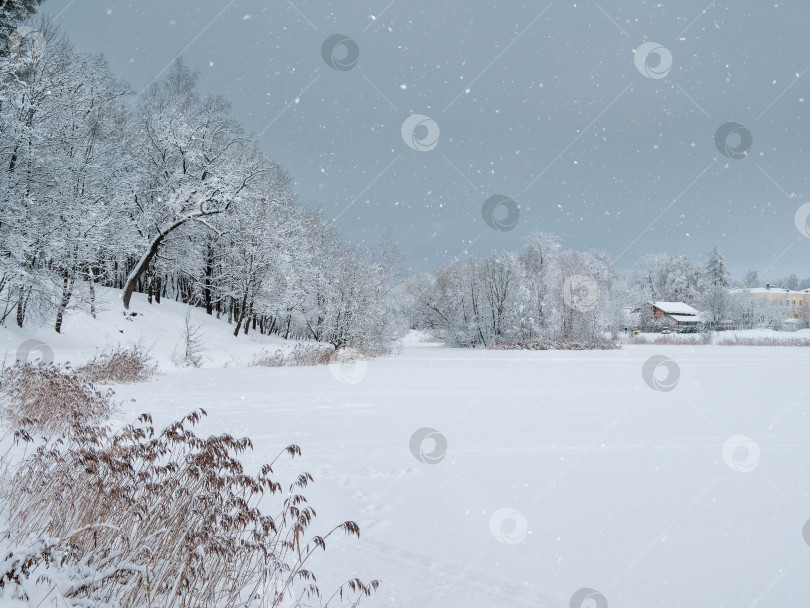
[109,340,810,608]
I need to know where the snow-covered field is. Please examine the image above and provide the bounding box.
[3,292,810,607]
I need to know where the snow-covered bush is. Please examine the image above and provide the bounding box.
[411,233,625,347]
[172,309,206,368]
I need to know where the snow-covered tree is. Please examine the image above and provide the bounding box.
[632,253,706,305]
[0,21,128,329]
[216,165,297,336]
[705,245,730,288]
[0,0,45,41]
[699,245,732,328]
[517,231,560,338]
[784,273,800,291]
[121,60,268,309]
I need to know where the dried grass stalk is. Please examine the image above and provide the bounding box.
[0,363,118,435]
[2,409,379,607]
[77,343,158,383]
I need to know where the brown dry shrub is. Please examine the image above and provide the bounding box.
[627,333,810,346]
[489,336,620,351]
[2,410,379,607]
[717,336,810,346]
[252,343,389,368]
[77,343,157,384]
[0,364,117,435]
[627,333,711,345]
[252,343,334,367]
[649,335,702,345]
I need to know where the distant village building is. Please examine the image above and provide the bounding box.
[730,284,810,321]
[647,301,701,328]
[625,286,810,333]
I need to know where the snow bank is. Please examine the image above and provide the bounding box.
[0,286,296,371]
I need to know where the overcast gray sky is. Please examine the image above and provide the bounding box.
[43,0,810,279]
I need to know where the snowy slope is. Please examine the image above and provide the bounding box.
[1,286,293,370]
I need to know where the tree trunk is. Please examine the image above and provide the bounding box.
[203,242,214,315]
[16,286,28,328]
[122,216,190,309]
[88,268,97,319]
[233,293,249,337]
[244,304,254,335]
[55,273,74,334]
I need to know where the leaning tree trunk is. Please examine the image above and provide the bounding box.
[122,216,190,309]
[123,239,163,309]
[233,293,249,337]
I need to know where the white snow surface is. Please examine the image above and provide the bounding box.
[2,290,809,607]
[0,287,292,369]
[732,287,810,295]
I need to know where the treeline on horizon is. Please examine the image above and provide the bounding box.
[1,11,807,351]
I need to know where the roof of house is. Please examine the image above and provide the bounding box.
[651,301,700,316]
[730,287,810,296]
